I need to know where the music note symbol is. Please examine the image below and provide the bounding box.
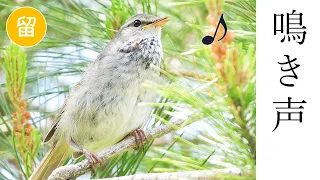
[202,14,228,45]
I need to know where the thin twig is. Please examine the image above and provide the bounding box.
[49,119,186,180]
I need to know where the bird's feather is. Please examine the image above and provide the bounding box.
[29,141,71,180]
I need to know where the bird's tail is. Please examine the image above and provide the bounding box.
[29,141,71,180]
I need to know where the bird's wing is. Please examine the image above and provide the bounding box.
[43,102,66,143]
[43,80,83,143]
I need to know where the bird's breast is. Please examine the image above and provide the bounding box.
[65,67,157,152]
[120,37,163,68]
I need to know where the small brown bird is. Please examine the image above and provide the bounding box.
[29,14,169,180]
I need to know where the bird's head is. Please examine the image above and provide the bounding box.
[116,14,169,43]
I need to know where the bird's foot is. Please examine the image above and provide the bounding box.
[131,128,147,151]
[70,137,102,171]
[83,150,102,171]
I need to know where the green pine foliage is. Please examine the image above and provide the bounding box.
[0,0,255,179]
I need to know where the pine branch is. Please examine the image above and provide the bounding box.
[48,118,188,180]
[93,170,244,180]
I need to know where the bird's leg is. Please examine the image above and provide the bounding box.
[70,137,102,170]
[131,129,147,151]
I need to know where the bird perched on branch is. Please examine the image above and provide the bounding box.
[30,14,169,180]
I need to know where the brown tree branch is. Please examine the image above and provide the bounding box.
[48,119,187,180]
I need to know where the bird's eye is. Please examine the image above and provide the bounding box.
[133,20,141,27]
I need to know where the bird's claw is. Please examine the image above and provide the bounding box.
[132,129,147,151]
[83,150,102,171]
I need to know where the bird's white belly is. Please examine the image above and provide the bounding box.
[61,65,157,153]
[80,84,155,152]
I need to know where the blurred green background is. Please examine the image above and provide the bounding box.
[0,0,255,179]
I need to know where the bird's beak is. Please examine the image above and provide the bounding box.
[143,16,170,29]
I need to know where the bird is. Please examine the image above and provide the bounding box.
[29,14,169,180]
